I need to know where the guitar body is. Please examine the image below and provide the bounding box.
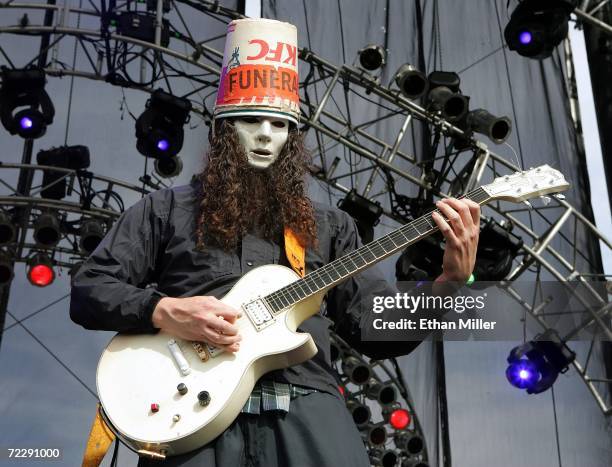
[96,264,324,456]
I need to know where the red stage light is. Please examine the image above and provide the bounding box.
[389,408,411,430]
[27,261,54,287]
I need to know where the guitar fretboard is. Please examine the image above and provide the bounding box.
[263,187,490,313]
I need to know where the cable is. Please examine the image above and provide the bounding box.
[336,0,347,65]
[493,1,535,233]
[3,293,70,332]
[64,0,84,146]
[551,386,563,467]
[6,310,98,399]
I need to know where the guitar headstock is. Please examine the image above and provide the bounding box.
[482,165,570,203]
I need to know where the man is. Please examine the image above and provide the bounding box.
[70,18,480,467]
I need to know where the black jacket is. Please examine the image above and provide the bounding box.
[69,181,418,397]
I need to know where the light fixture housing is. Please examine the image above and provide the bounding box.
[504,0,575,59]
[359,44,387,71]
[135,89,192,159]
[80,219,105,254]
[33,212,61,247]
[0,67,55,139]
[394,64,428,100]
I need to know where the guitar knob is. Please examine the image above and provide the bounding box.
[198,391,211,407]
[177,383,188,395]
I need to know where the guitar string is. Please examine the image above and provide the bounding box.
[265,187,490,309]
[263,187,490,311]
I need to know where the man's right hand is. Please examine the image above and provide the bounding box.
[152,296,242,352]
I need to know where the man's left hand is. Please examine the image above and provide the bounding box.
[431,198,481,283]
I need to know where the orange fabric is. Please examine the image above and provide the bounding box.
[284,227,305,278]
[81,405,116,467]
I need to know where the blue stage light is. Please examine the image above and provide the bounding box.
[506,359,538,389]
[20,116,33,129]
[157,139,169,151]
[506,330,575,394]
[518,31,533,45]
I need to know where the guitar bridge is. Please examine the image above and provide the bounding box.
[243,298,274,331]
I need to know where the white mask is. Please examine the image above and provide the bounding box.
[233,116,289,170]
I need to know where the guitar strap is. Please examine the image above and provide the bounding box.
[81,404,115,467]
[283,227,306,278]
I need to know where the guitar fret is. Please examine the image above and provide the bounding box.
[263,185,493,313]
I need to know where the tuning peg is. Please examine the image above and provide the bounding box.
[540,196,551,206]
[523,200,533,209]
[554,194,565,200]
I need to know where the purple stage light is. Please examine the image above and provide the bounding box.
[519,31,532,45]
[157,139,169,151]
[506,359,538,389]
[20,116,33,129]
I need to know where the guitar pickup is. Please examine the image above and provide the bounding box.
[243,298,274,331]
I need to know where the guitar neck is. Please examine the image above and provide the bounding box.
[263,186,491,313]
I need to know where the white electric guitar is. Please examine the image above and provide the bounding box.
[96,165,569,458]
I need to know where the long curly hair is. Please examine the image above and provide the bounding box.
[195,118,317,252]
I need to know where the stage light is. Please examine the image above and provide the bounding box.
[0,67,55,139]
[80,219,105,254]
[504,0,575,59]
[506,329,575,394]
[395,431,424,455]
[338,190,382,244]
[359,44,386,71]
[466,109,512,144]
[519,31,533,45]
[387,408,411,430]
[342,356,372,385]
[366,378,397,406]
[37,145,91,200]
[427,71,468,122]
[27,253,55,287]
[506,359,539,389]
[154,155,183,178]
[396,235,444,281]
[346,399,371,428]
[116,12,170,46]
[473,218,523,281]
[0,211,15,245]
[367,424,387,446]
[0,251,14,285]
[33,212,61,247]
[394,64,428,100]
[380,450,398,467]
[135,89,192,159]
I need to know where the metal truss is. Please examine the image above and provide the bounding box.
[1,1,610,416]
[0,163,147,268]
[330,331,430,466]
[575,2,612,36]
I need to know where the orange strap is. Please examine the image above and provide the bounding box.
[284,227,305,278]
[81,404,116,467]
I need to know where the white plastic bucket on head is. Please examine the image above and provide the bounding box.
[214,18,299,124]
